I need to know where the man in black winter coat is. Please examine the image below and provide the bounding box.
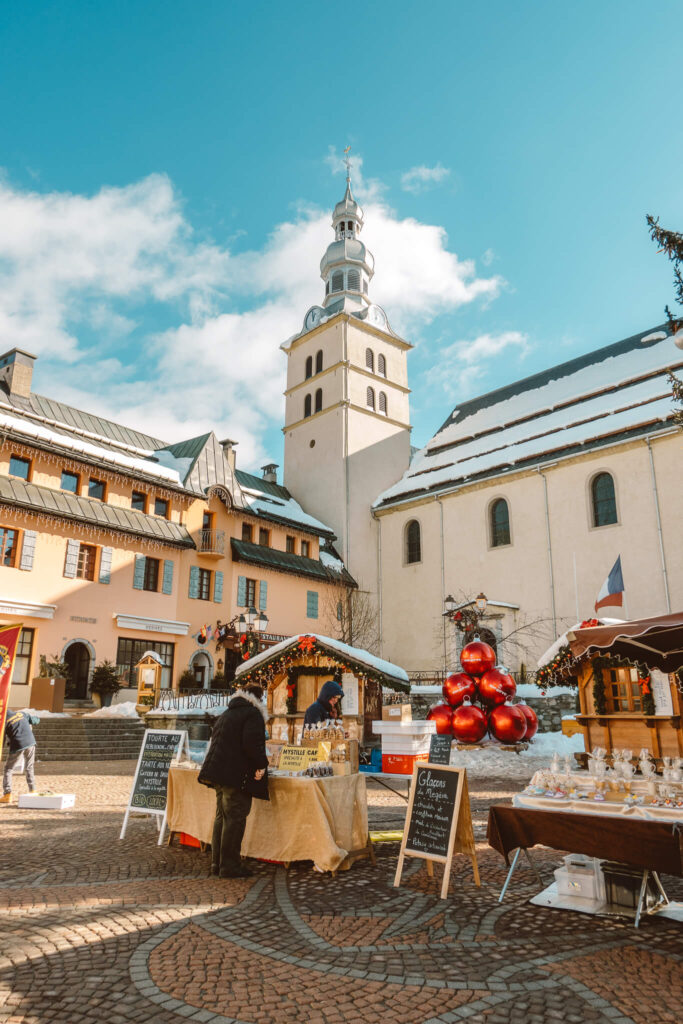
[198,682,269,878]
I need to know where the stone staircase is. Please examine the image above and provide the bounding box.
[32,717,146,761]
[63,698,98,717]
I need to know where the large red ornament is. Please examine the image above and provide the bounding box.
[442,672,477,707]
[478,668,515,707]
[489,702,528,743]
[426,703,454,735]
[517,701,538,740]
[460,641,496,677]
[451,698,488,743]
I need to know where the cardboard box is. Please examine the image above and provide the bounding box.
[18,793,75,810]
[382,704,413,722]
[29,677,65,713]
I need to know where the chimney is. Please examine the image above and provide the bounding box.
[0,349,37,399]
[219,438,238,473]
[261,463,279,484]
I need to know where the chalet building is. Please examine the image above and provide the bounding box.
[0,348,353,707]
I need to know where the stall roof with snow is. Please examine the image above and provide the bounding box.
[235,633,410,691]
[374,324,681,508]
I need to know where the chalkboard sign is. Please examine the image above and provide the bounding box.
[119,729,188,839]
[394,762,480,899]
[428,733,452,766]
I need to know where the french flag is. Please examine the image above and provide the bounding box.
[594,555,625,612]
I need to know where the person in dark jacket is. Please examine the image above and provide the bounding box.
[303,680,344,727]
[198,682,269,878]
[2,710,38,804]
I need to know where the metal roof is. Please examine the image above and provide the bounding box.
[0,476,194,548]
[230,537,356,587]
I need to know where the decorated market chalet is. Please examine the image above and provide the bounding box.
[0,348,355,707]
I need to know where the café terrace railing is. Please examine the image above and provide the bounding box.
[155,688,234,711]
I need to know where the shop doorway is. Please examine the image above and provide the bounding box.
[64,642,91,700]
[190,651,212,689]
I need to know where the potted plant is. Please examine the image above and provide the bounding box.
[90,660,121,707]
[178,669,196,693]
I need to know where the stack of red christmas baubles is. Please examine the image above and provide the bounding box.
[427,640,538,745]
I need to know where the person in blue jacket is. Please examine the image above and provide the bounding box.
[2,710,38,804]
[303,680,344,726]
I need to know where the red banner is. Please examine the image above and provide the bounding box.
[0,623,24,763]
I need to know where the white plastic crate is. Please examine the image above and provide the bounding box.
[17,793,75,810]
[372,720,436,736]
[380,736,432,754]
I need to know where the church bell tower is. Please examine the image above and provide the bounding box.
[282,156,412,592]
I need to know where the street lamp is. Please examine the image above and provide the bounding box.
[237,613,247,633]
[475,593,488,615]
[256,611,269,632]
[246,606,258,627]
[444,594,457,614]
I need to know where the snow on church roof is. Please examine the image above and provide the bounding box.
[375,324,681,508]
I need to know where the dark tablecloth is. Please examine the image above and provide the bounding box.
[487,805,683,876]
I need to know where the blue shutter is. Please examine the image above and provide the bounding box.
[64,539,80,578]
[259,580,267,611]
[98,546,113,584]
[237,575,247,606]
[19,531,37,572]
[188,565,199,599]
[306,590,318,619]
[162,559,174,595]
[133,554,146,590]
[213,570,224,603]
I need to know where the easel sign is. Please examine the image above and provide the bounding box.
[394,763,480,900]
[119,729,189,841]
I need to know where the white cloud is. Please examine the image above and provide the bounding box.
[425,331,530,401]
[401,163,451,194]
[481,248,495,267]
[0,165,504,468]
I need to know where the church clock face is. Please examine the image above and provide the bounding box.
[367,305,386,329]
[304,306,324,331]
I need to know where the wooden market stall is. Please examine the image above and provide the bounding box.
[233,633,410,746]
[565,612,683,757]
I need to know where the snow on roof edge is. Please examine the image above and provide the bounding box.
[235,633,409,684]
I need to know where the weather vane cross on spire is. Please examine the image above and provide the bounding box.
[343,145,352,180]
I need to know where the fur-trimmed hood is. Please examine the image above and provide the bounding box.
[230,688,268,721]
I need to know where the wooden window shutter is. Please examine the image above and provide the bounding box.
[188,565,200,599]
[306,590,318,619]
[237,575,247,606]
[259,580,267,611]
[98,546,113,584]
[213,570,224,603]
[63,539,80,579]
[162,559,174,595]
[133,554,146,590]
[19,530,37,572]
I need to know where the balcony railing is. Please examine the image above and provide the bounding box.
[199,529,226,556]
[154,688,233,711]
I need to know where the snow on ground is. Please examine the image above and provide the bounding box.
[19,708,69,718]
[448,730,585,781]
[83,701,140,718]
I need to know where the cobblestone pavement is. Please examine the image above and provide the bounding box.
[1,759,682,1024]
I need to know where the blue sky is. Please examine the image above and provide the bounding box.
[1,1,681,469]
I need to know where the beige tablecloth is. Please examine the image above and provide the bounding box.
[166,765,368,872]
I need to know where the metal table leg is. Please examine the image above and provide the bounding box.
[634,869,649,928]
[499,847,522,902]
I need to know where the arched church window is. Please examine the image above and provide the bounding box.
[331,271,344,292]
[348,270,360,291]
[314,388,323,413]
[365,348,374,372]
[379,391,387,415]
[591,472,618,527]
[315,350,323,374]
[366,386,375,410]
[490,498,511,547]
[304,394,312,418]
[378,353,386,377]
[405,519,421,564]
[347,221,353,231]
[305,356,313,380]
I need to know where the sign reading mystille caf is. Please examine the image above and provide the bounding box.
[119,729,189,840]
[394,763,480,900]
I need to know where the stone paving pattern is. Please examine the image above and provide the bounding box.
[1,759,682,1024]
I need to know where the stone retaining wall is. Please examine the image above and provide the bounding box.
[405,689,579,732]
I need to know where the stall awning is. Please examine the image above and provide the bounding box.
[568,612,683,673]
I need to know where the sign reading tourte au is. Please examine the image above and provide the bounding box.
[394,763,480,900]
[119,729,189,840]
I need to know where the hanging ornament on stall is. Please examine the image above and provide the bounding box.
[478,667,515,707]
[516,701,538,740]
[489,701,528,743]
[451,696,488,743]
[460,640,496,677]
[442,671,477,707]
[426,702,455,735]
